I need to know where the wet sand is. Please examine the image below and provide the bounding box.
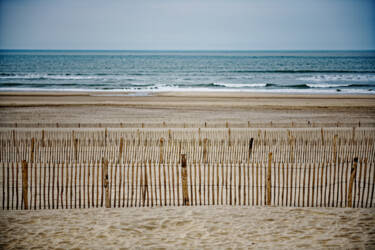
[0,207,374,249]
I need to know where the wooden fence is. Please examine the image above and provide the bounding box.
[0,127,374,209]
[0,121,374,129]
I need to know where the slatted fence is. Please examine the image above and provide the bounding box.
[1,126,374,209]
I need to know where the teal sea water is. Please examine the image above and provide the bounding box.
[0,50,374,94]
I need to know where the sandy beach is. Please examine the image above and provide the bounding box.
[0,91,375,249]
[1,207,375,249]
[2,206,375,249]
[0,92,374,124]
[2,0,375,247]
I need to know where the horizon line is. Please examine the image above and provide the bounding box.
[1,49,375,52]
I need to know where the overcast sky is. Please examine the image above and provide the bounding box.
[0,0,374,50]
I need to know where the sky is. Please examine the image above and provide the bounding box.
[0,0,374,50]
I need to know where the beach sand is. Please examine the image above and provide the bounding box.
[0,91,375,249]
[0,92,374,124]
[0,207,374,249]
[0,206,375,249]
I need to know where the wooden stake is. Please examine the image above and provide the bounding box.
[48,162,51,209]
[11,163,14,210]
[312,163,316,207]
[348,157,358,207]
[198,161,201,205]
[159,138,164,164]
[56,162,60,209]
[65,162,69,209]
[16,163,19,209]
[149,160,153,207]
[131,162,135,207]
[228,128,231,147]
[52,162,55,209]
[163,162,167,206]
[194,161,197,206]
[118,161,122,208]
[83,161,86,209]
[22,160,28,210]
[238,162,241,206]
[256,162,259,206]
[181,154,189,206]
[267,153,272,206]
[31,138,34,164]
[2,163,5,210]
[248,138,254,163]
[370,161,375,208]
[207,160,210,205]
[118,137,124,164]
[356,159,363,208]
[203,138,207,164]
[217,162,220,206]
[102,157,110,208]
[190,162,194,206]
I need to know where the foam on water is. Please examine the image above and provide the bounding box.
[299,74,375,82]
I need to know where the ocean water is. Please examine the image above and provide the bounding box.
[0,50,374,94]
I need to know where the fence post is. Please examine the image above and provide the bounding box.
[102,157,110,208]
[348,157,358,208]
[159,138,164,164]
[352,127,355,142]
[74,138,78,162]
[333,134,338,164]
[22,160,28,210]
[248,138,254,163]
[228,128,231,147]
[30,138,34,164]
[203,138,207,164]
[181,154,189,206]
[42,130,45,147]
[267,153,272,206]
[118,137,124,164]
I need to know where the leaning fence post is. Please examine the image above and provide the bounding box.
[267,153,272,206]
[22,160,28,210]
[102,157,110,208]
[181,154,189,206]
[348,157,358,208]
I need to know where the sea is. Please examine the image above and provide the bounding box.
[0,50,374,94]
